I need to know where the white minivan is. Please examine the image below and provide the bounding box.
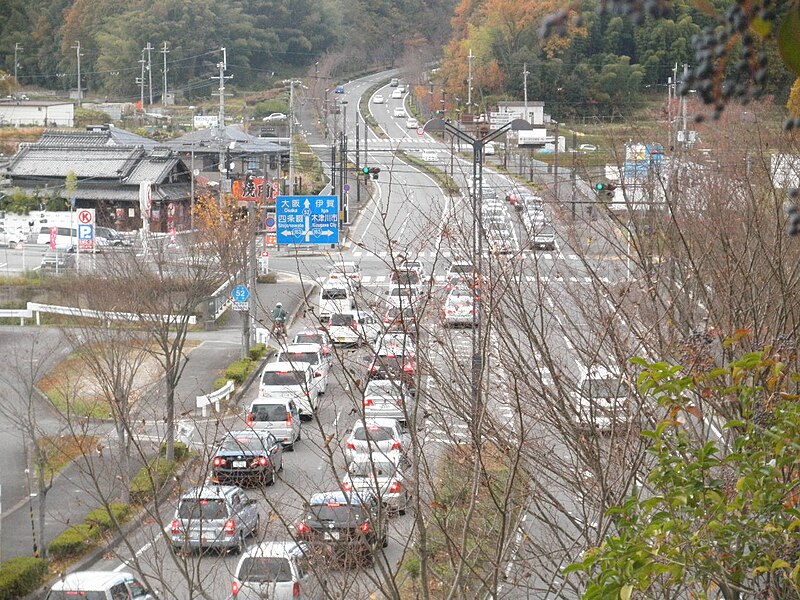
[317,284,354,323]
[47,571,155,600]
[259,361,320,420]
[231,541,323,600]
[247,397,301,450]
[36,225,78,250]
[276,343,331,394]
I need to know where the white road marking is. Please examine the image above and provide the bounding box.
[114,540,154,571]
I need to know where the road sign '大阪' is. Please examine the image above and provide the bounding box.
[275,195,339,245]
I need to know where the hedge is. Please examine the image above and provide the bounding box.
[85,503,132,530]
[0,557,47,599]
[249,343,267,361]
[159,441,189,461]
[48,523,96,560]
[224,358,253,384]
[130,458,178,505]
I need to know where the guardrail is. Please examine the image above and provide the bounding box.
[0,302,197,326]
[196,380,235,417]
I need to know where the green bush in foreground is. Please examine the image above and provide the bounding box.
[225,358,252,384]
[0,557,47,599]
[249,343,267,361]
[85,503,131,530]
[159,441,189,461]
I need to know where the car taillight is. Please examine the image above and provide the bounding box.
[359,522,370,533]
[403,362,414,373]
[314,370,323,377]
[246,412,253,426]
[368,364,378,372]
[392,441,401,450]
[342,481,352,491]
[297,522,310,534]
[171,520,181,535]
[258,456,268,466]
[322,347,331,355]
[286,412,293,426]
[363,398,374,406]
[231,581,240,596]
[347,442,356,449]
[389,481,401,492]
[352,322,358,331]
[446,309,454,315]
[293,581,300,597]
[224,519,236,535]
[213,457,226,467]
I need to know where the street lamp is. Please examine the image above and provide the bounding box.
[423,116,517,444]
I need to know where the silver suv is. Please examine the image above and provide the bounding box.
[169,484,260,554]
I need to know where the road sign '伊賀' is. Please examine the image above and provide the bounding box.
[275,195,339,245]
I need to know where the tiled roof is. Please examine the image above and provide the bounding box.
[126,155,180,184]
[36,127,156,148]
[6,146,146,179]
[167,125,286,153]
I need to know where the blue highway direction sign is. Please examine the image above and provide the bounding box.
[276,195,339,245]
[231,284,250,303]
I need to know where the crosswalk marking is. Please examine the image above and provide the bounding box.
[342,249,621,261]
[316,273,613,285]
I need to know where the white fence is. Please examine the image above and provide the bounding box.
[196,380,235,417]
[0,302,198,326]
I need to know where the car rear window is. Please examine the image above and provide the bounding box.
[330,314,355,326]
[391,270,420,285]
[279,351,318,365]
[250,404,288,422]
[322,288,348,300]
[353,426,394,441]
[309,503,366,523]
[238,557,293,583]
[178,498,227,520]
[349,461,395,477]
[221,435,266,452]
[262,370,306,386]
[449,264,473,274]
[294,333,323,345]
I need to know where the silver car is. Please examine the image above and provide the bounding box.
[276,343,331,394]
[362,379,414,426]
[231,541,323,600]
[169,484,260,554]
[342,456,411,515]
[345,418,408,463]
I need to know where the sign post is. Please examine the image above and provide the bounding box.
[75,208,95,272]
[275,195,339,247]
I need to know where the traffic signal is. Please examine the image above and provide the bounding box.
[594,181,617,200]
[369,167,380,180]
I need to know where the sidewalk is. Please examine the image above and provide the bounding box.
[0,275,315,562]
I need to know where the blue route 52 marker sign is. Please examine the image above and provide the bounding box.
[231,284,250,303]
[276,195,339,245]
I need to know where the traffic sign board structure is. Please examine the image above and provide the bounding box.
[343,184,350,192]
[275,195,339,245]
[78,209,94,224]
[231,284,250,303]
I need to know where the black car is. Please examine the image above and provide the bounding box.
[211,431,283,487]
[295,491,387,565]
[367,335,417,392]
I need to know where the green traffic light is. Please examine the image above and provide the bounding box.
[362,167,370,174]
[595,183,604,191]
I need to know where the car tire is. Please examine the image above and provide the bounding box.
[253,515,261,536]
[286,441,295,452]
[297,428,302,441]
[266,467,276,486]
[382,534,388,548]
[234,532,246,555]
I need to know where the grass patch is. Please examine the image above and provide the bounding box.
[358,80,391,139]
[400,443,529,597]
[294,135,327,194]
[36,434,98,480]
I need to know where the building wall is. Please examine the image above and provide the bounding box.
[497,104,544,125]
[0,104,74,127]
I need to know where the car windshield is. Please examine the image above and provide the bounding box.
[353,426,394,442]
[389,288,414,298]
[349,460,395,477]
[391,271,420,285]
[322,288,348,300]
[449,264,473,274]
[221,435,266,452]
[280,351,318,365]
[238,557,293,583]
[250,404,287,422]
[294,333,323,345]
[581,377,624,399]
[178,498,227,520]
[330,314,355,327]
[262,370,306,386]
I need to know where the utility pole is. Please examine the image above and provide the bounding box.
[467,48,473,114]
[284,79,303,195]
[212,47,232,201]
[355,114,361,207]
[161,42,169,106]
[680,63,688,150]
[71,41,83,107]
[554,121,560,203]
[571,130,577,218]
[523,63,530,119]
[138,50,146,109]
[144,42,154,105]
[13,43,23,83]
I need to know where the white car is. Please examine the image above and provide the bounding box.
[341,456,411,515]
[259,361,320,420]
[442,291,477,328]
[373,94,385,104]
[262,112,287,121]
[393,107,406,118]
[391,89,403,99]
[400,260,425,280]
[362,379,414,426]
[327,311,383,347]
[276,343,331,394]
[231,541,322,600]
[345,418,408,463]
[0,226,26,247]
[406,117,419,129]
[573,365,631,431]
[421,150,438,163]
[327,261,362,289]
[385,285,422,309]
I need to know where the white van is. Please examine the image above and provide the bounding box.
[259,361,320,420]
[47,571,154,600]
[232,541,322,600]
[318,284,354,323]
[36,225,78,250]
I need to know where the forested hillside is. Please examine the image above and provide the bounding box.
[438,0,795,117]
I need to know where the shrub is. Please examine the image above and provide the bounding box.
[213,377,229,391]
[249,343,267,361]
[225,358,253,384]
[159,441,189,461]
[85,503,131,531]
[0,557,47,599]
[130,459,178,504]
[48,523,95,559]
